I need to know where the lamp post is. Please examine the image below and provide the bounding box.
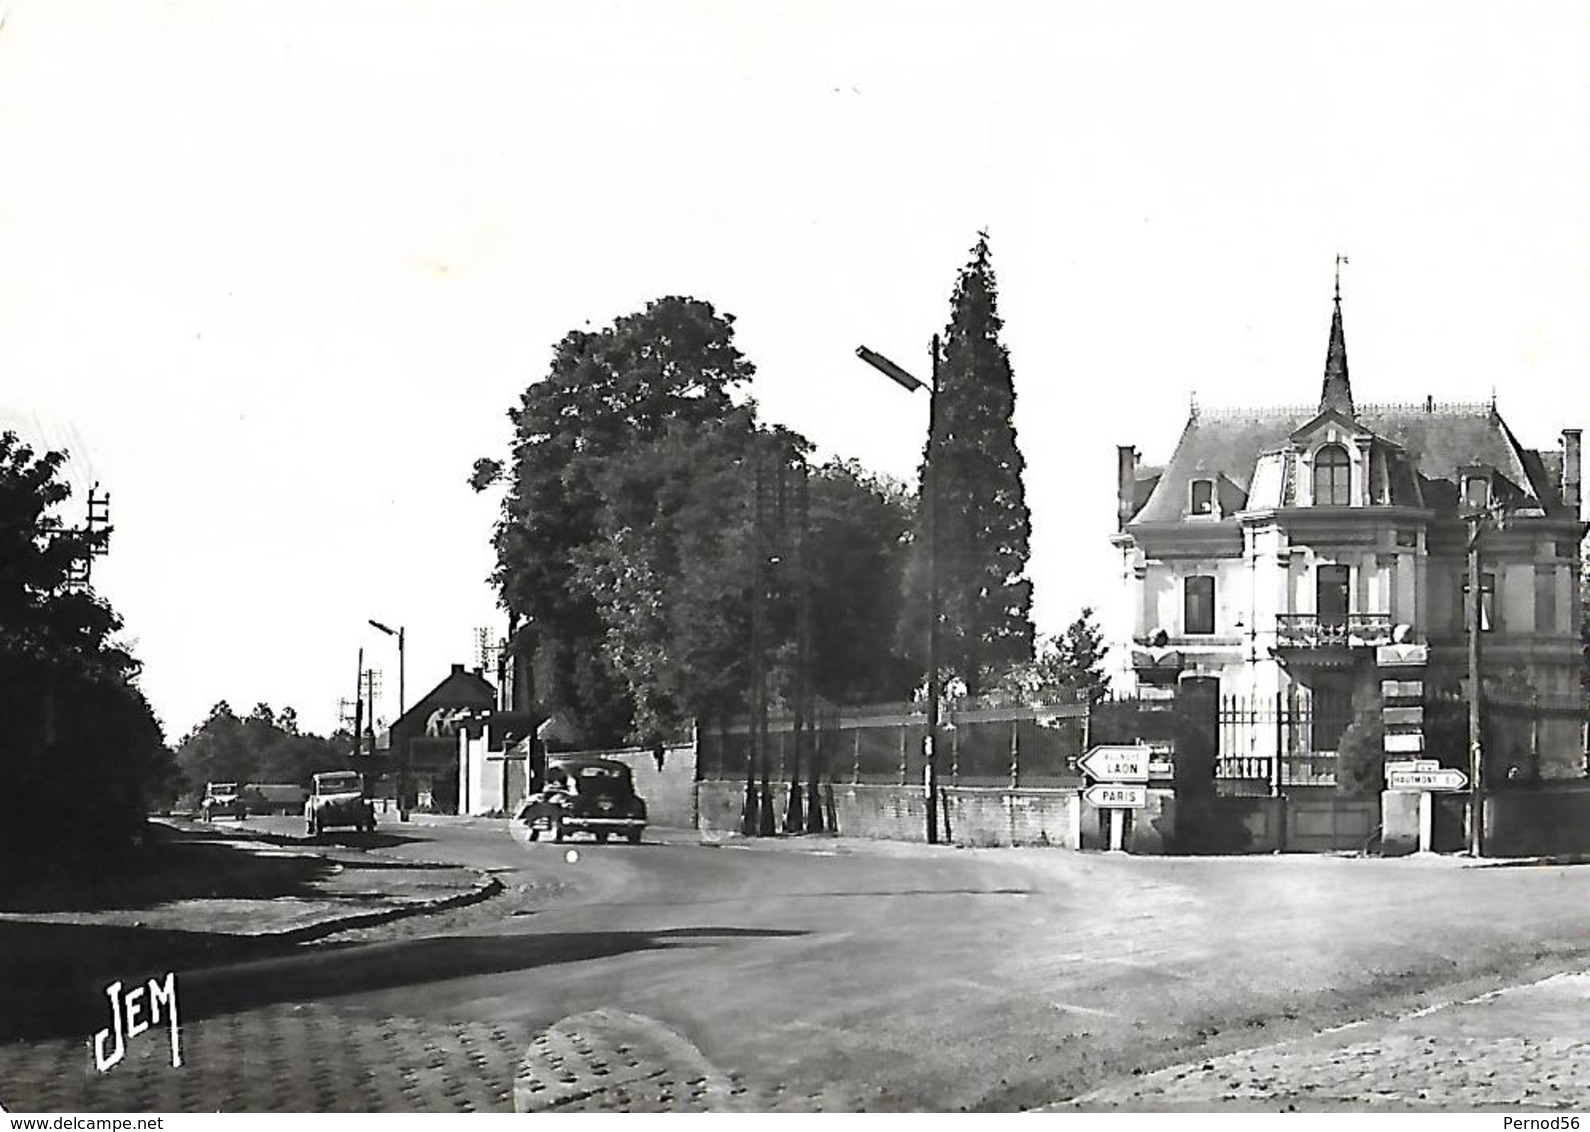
[1462,501,1510,857]
[856,339,942,845]
[369,619,407,821]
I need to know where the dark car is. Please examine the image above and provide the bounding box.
[517,758,647,844]
[200,782,246,821]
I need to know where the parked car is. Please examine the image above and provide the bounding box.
[200,782,246,821]
[517,757,647,844]
[305,771,375,835]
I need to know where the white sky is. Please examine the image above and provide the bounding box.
[2,0,1586,740]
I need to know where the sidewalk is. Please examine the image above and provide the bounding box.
[1069,968,1590,1110]
[0,819,500,1047]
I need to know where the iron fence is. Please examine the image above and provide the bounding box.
[695,696,1089,788]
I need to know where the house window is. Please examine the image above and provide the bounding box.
[1463,475,1490,511]
[1189,479,1215,516]
[1184,575,1215,635]
[1535,566,1558,634]
[1317,565,1350,627]
[1460,572,1496,632]
[1313,444,1351,505]
[1310,674,1354,752]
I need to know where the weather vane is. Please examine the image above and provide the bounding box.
[1334,253,1349,302]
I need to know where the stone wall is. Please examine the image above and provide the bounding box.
[696,780,1174,853]
[567,743,697,828]
[1483,784,1590,857]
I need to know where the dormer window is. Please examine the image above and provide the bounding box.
[1313,444,1351,506]
[1189,478,1215,516]
[1463,473,1490,511]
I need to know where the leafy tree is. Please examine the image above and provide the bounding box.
[481,297,758,747]
[0,431,169,858]
[173,700,348,797]
[910,233,1035,697]
[993,608,1112,705]
[804,459,917,705]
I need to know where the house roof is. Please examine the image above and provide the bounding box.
[1130,401,1566,525]
[391,663,497,741]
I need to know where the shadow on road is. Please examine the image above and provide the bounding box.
[175,926,806,1027]
[0,826,341,914]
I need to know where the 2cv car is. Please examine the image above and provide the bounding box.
[516,757,646,844]
[304,770,376,836]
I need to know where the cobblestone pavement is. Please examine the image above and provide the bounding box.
[0,1001,874,1113]
[1072,971,1590,1110]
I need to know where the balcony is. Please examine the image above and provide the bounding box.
[1275,613,1394,649]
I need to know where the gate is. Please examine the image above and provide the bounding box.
[1283,796,1378,853]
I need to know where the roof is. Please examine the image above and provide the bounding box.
[1129,401,1569,524]
[390,664,498,741]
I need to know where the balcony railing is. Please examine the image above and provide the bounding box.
[1275,613,1394,649]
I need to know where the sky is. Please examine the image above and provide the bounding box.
[2,0,1586,740]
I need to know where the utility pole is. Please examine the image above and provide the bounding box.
[758,449,779,838]
[785,457,808,834]
[743,455,766,836]
[352,647,365,765]
[925,334,942,845]
[1466,518,1485,858]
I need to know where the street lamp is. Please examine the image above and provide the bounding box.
[369,619,407,822]
[1462,499,1511,857]
[856,339,943,845]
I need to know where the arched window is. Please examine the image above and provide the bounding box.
[1313,444,1351,506]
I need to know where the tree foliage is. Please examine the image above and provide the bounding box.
[480,297,917,746]
[0,432,170,858]
[910,233,1035,697]
[172,701,349,797]
[994,608,1112,705]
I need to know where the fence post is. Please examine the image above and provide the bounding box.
[1272,692,1283,797]
[898,721,907,786]
[1529,691,1540,783]
[951,722,960,786]
[1009,720,1020,790]
[852,728,861,786]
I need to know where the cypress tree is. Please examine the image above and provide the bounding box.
[916,233,1035,697]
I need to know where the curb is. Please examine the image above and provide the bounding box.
[270,871,504,944]
[150,816,506,943]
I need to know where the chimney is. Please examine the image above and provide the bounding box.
[451,663,465,675]
[1117,446,1139,530]
[1563,429,1582,516]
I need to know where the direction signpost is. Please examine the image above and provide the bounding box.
[1079,744,1153,851]
[1386,767,1467,792]
[1386,764,1468,853]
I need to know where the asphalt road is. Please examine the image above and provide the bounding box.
[8,819,1590,1112]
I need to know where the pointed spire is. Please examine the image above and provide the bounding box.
[1320,256,1354,417]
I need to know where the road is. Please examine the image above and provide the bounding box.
[5,819,1590,1112]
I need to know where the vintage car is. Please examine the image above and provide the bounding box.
[517,757,647,844]
[200,782,246,821]
[304,771,375,835]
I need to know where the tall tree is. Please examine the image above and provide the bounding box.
[912,233,1035,697]
[478,296,758,748]
[0,431,169,857]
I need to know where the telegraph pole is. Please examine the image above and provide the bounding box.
[1466,518,1484,858]
[352,647,365,764]
[743,456,765,836]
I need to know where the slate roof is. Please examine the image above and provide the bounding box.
[1129,401,1568,525]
